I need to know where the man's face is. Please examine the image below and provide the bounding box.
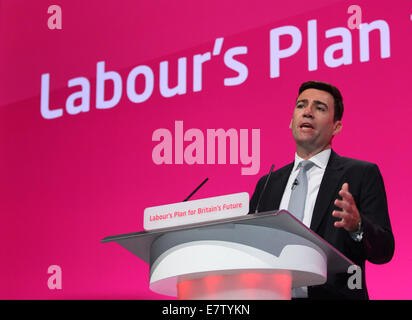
[290,88,342,154]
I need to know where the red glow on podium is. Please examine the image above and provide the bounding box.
[177,272,292,300]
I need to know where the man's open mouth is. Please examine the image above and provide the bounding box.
[300,123,314,129]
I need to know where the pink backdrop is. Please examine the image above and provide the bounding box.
[1,0,411,299]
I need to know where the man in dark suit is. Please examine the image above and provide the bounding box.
[249,81,395,300]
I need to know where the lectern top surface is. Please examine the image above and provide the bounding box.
[101,210,355,276]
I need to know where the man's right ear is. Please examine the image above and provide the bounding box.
[289,119,293,129]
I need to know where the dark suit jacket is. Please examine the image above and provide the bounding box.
[249,150,395,300]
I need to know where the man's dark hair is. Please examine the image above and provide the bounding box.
[298,81,344,122]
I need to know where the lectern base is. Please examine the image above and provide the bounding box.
[149,225,327,298]
[177,272,292,300]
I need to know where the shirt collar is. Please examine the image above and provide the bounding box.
[293,148,331,172]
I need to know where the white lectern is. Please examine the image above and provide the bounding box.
[101,210,355,300]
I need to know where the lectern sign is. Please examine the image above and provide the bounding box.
[143,192,249,230]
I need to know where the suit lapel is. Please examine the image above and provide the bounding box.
[310,150,345,233]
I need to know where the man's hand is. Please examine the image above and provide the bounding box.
[332,183,361,232]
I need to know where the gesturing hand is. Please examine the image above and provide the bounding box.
[332,183,361,232]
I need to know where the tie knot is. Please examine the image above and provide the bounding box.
[299,160,314,171]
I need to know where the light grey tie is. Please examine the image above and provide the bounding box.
[287,160,314,221]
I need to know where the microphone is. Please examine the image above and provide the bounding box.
[254,164,275,214]
[292,178,299,190]
[183,178,209,202]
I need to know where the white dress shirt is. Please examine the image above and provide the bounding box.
[279,148,332,298]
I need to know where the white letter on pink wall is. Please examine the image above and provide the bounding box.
[40,73,63,119]
[96,61,122,109]
[270,26,302,78]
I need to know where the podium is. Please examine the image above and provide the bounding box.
[101,210,355,300]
